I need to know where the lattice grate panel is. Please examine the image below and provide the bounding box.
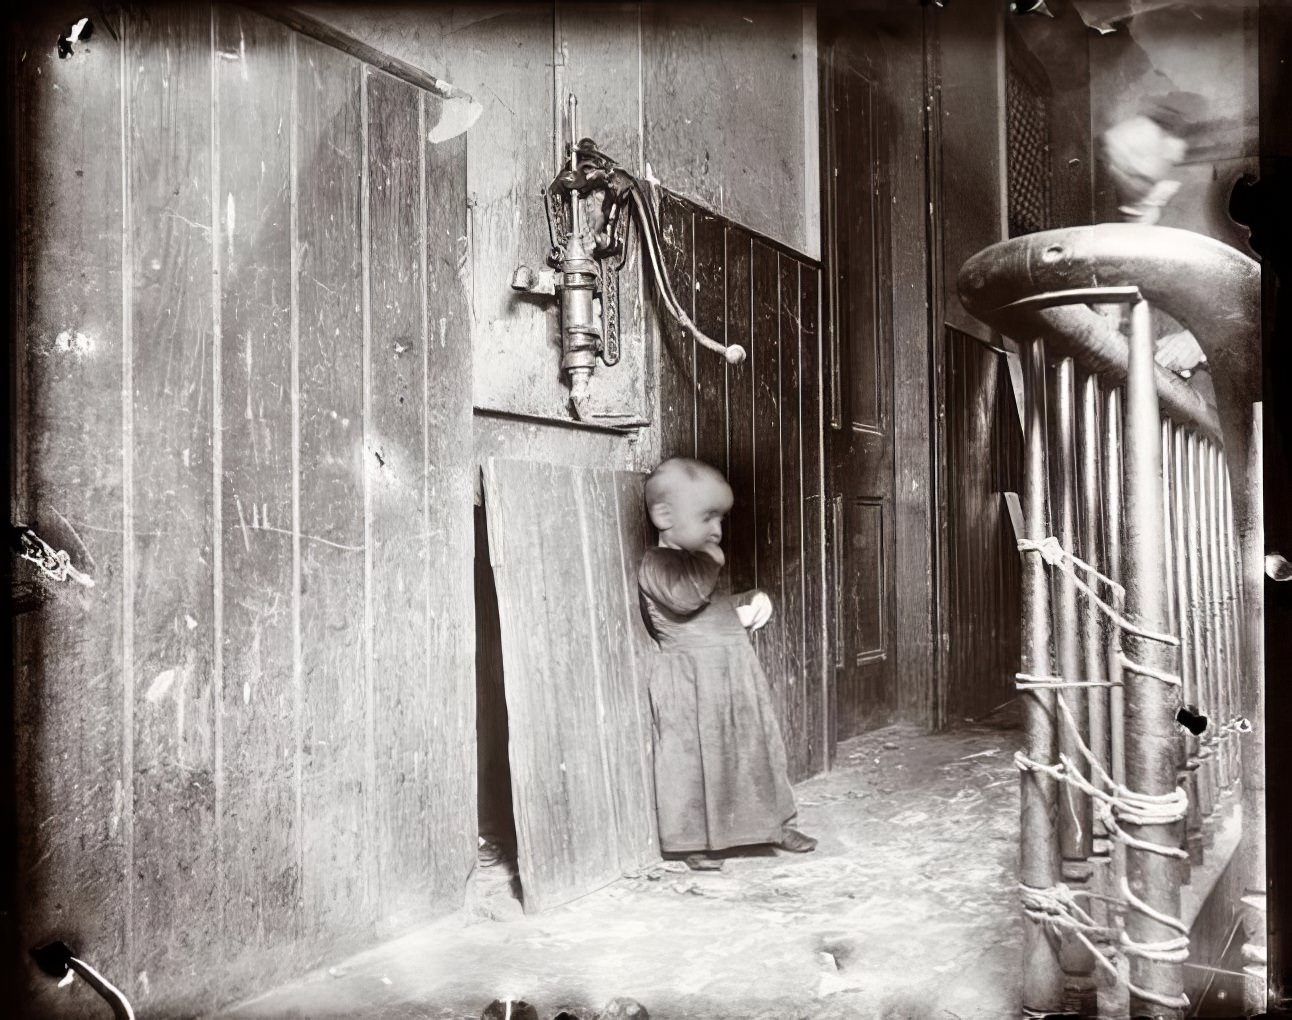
[1006,60,1052,237]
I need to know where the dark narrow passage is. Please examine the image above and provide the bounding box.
[474,503,522,908]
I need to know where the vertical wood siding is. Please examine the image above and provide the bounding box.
[943,327,1024,726]
[13,8,474,1015]
[655,192,827,782]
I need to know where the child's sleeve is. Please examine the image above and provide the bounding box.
[639,548,723,615]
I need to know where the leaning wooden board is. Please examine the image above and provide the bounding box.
[483,459,659,912]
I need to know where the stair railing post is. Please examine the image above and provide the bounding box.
[1019,337,1064,1018]
[1120,297,1186,1018]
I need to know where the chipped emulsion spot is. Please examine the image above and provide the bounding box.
[146,668,177,703]
[56,17,93,59]
[53,329,94,358]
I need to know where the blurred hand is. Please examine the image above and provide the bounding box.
[1103,115,1185,208]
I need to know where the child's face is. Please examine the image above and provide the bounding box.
[660,475,733,555]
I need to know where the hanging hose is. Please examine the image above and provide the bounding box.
[626,177,746,366]
[31,941,135,1020]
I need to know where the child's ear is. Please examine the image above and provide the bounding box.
[647,500,673,531]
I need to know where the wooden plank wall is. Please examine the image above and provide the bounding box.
[482,459,658,913]
[655,191,826,782]
[299,3,820,428]
[942,327,1024,726]
[12,7,475,1015]
[642,3,819,258]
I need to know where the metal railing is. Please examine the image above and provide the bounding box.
[958,224,1263,1018]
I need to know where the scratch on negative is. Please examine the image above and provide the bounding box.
[64,519,162,538]
[47,506,96,570]
[234,494,252,552]
[481,82,515,117]
[165,211,213,236]
[252,522,365,552]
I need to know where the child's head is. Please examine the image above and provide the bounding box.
[644,458,733,554]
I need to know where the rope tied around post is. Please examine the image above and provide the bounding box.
[1017,880,1191,1013]
[1017,536,1178,646]
[1012,621,1195,1011]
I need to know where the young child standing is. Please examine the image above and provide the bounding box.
[639,457,816,871]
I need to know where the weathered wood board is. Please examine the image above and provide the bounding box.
[12,6,476,1014]
[643,3,819,257]
[483,458,659,913]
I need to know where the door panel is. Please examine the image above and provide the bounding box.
[850,499,887,660]
[825,33,898,740]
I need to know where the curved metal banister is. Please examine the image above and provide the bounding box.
[956,224,1260,484]
[956,224,1264,1018]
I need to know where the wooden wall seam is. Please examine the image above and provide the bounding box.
[209,4,228,943]
[359,62,377,917]
[289,26,306,939]
[120,9,138,979]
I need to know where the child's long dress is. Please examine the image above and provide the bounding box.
[638,546,797,852]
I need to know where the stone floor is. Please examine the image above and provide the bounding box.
[219,712,1024,1020]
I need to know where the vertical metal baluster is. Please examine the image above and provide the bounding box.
[1202,441,1228,792]
[1160,419,1190,887]
[1079,373,1108,858]
[1186,431,1217,832]
[1052,357,1095,1012]
[1224,462,1245,786]
[1020,338,1063,1017]
[1171,425,1203,866]
[1213,443,1237,793]
[1104,388,1126,837]
[1121,298,1185,1017]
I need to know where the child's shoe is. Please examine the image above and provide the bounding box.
[684,853,725,871]
[774,827,817,853]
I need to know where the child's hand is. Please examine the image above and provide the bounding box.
[736,591,773,632]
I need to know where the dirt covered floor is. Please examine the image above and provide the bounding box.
[221,715,1023,1020]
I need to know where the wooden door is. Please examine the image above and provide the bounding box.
[823,35,898,740]
[10,6,475,1015]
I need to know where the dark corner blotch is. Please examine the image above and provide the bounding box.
[1010,0,1054,17]
[30,941,74,979]
[1229,172,1292,270]
[56,18,94,59]
[1176,706,1208,737]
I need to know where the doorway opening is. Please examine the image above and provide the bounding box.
[474,503,523,914]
